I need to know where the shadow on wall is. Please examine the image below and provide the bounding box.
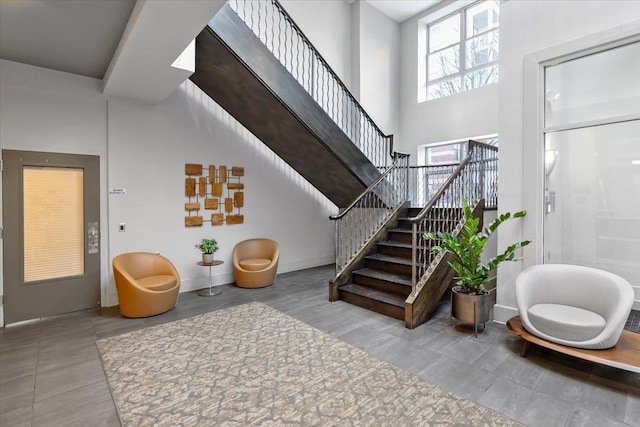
[181,81,337,214]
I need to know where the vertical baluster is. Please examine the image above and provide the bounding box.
[248,0,254,34]
[295,31,300,84]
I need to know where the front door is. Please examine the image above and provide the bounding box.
[2,150,100,324]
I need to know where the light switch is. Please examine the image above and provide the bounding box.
[119,223,126,232]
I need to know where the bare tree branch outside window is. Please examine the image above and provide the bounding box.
[426,1,499,100]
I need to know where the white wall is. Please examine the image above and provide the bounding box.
[0,60,110,320]
[280,0,353,90]
[107,82,337,304]
[495,1,640,322]
[352,1,400,136]
[398,3,499,162]
[0,59,337,317]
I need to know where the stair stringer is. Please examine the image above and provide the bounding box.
[404,201,485,329]
[190,5,382,208]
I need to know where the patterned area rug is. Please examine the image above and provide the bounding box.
[97,302,519,426]
[626,309,640,334]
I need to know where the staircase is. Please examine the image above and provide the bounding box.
[330,141,498,329]
[190,0,498,329]
[338,207,421,320]
[190,1,392,208]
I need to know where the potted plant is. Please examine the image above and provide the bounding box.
[424,200,530,334]
[195,238,219,264]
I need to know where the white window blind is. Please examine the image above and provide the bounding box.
[23,167,84,282]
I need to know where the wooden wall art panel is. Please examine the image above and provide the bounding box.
[211,183,223,197]
[185,178,196,197]
[184,163,245,226]
[234,192,244,208]
[204,198,218,210]
[226,215,244,225]
[185,164,202,176]
[185,216,203,227]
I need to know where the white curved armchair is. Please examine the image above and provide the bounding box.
[515,264,633,350]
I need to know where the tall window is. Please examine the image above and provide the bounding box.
[422,136,498,166]
[426,1,499,100]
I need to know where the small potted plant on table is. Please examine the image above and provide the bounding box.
[424,200,530,335]
[195,238,219,264]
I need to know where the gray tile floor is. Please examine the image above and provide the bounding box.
[1,265,638,426]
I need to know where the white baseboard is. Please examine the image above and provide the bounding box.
[493,304,518,324]
[277,255,335,274]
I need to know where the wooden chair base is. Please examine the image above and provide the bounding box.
[507,316,640,373]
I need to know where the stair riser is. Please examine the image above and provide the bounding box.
[397,219,414,230]
[397,220,451,231]
[378,244,413,258]
[339,290,405,320]
[388,231,414,244]
[352,275,412,297]
[366,259,412,276]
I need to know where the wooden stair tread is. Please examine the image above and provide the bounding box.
[388,228,413,234]
[377,241,413,249]
[339,284,405,308]
[366,253,416,266]
[352,268,412,287]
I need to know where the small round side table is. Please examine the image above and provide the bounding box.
[197,260,224,297]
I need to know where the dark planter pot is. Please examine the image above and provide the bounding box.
[450,285,491,337]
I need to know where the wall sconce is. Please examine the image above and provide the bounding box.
[545,149,558,176]
[545,90,560,103]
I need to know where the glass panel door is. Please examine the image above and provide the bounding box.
[543,42,640,309]
[544,121,640,273]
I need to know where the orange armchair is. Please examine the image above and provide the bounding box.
[232,238,279,288]
[112,252,180,318]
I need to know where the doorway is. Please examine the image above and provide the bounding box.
[2,150,100,324]
[542,41,640,296]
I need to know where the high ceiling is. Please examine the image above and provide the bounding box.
[366,0,442,23]
[0,0,441,102]
[0,0,136,79]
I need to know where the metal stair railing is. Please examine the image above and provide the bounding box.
[330,152,410,275]
[408,163,459,208]
[409,141,498,295]
[228,0,393,168]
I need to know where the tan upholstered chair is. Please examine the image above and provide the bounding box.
[112,252,181,318]
[233,238,279,288]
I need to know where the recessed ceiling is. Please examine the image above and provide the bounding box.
[0,0,135,79]
[366,0,443,23]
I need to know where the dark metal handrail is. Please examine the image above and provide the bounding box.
[408,141,498,294]
[330,152,410,274]
[409,140,497,223]
[228,0,394,167]
[266,0,392,150]
[331,152,410,221]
